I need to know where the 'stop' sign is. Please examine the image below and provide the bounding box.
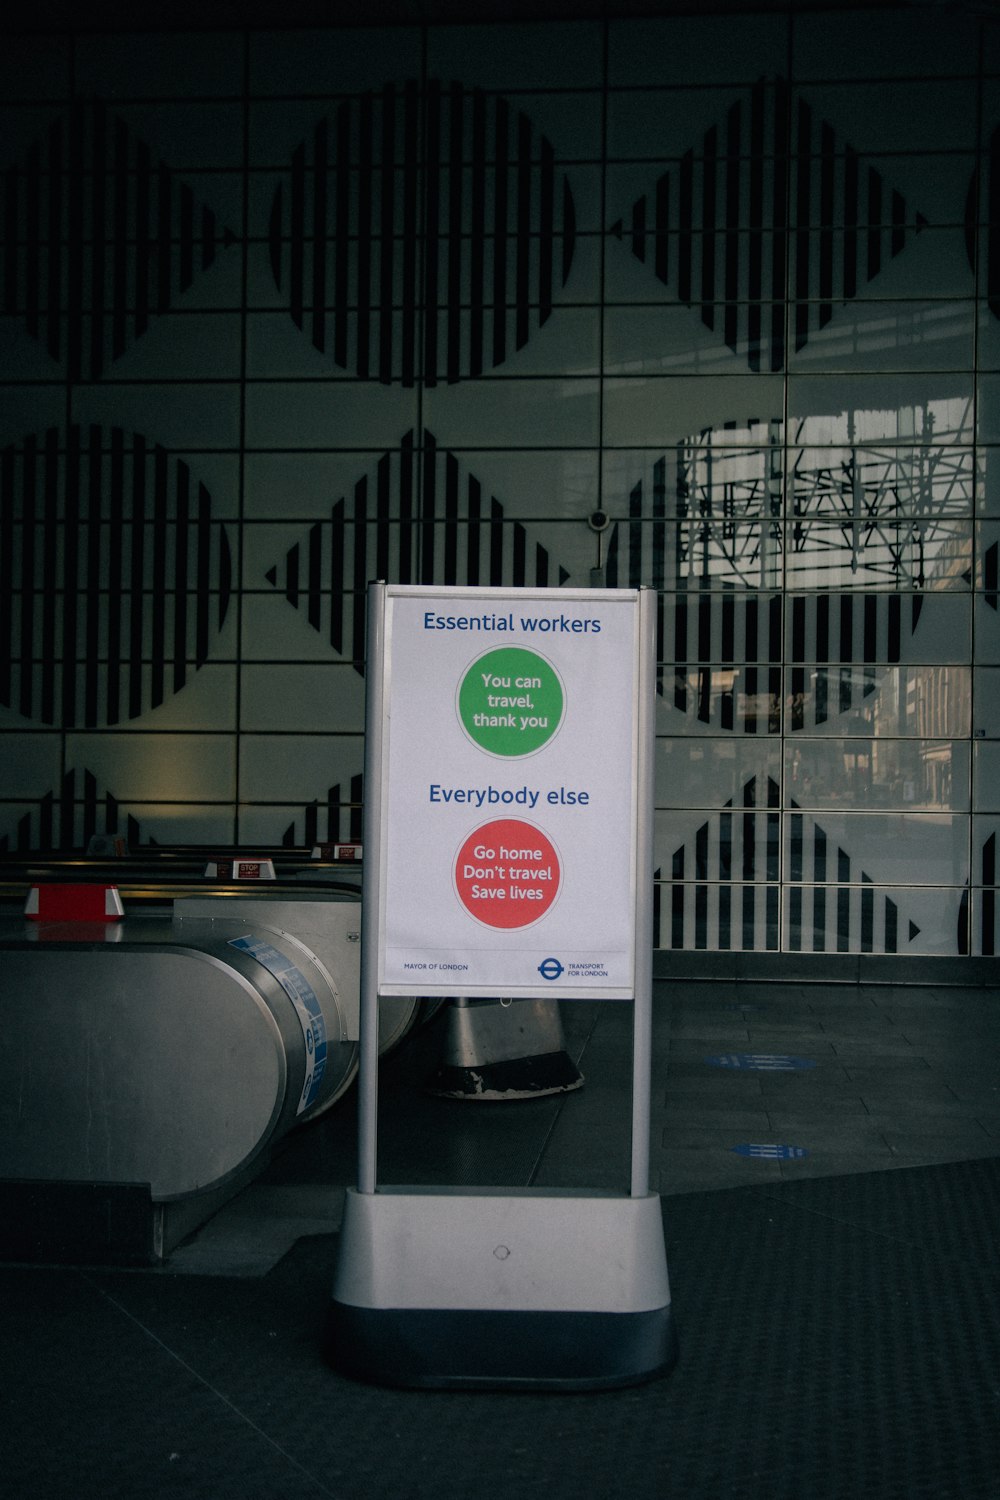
[372,586,648,1000]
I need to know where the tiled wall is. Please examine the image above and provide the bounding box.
[2,6,998,955]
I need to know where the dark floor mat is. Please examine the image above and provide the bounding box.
[5,1157,999,1500]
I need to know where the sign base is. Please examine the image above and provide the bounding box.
[327,1186,676,1390]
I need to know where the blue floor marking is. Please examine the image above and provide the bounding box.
[705,1053,817,1071]
[731,1143,810,1160]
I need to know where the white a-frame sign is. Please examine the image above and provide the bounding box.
[328,584,676,1390]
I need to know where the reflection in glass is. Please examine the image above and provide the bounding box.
[665,422,783,590]
[972,742,1000,812]
[788,301,974,372]
[655,802,780,888]
[656,740,782,810]
[786,665,971,738]
[661,665,781,736]
[976,521,1000,598]
[971,819,998,956]
[783,811,968,888]
[785,520,971,592]
[783,883,965,955]
[604,399,974,594]
[791,393,973,448]
[785,737,970,811]
[657,882,780,952]
[791,444,974,517]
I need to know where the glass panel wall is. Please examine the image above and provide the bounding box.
[0,6,995,955]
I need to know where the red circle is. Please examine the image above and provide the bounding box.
[454,818,561,929]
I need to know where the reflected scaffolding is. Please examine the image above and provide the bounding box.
[609,396,976,595]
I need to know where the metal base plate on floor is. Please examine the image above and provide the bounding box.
[425,999,584,1100]
[327,1186,676,1390]
[427,1048,584,1100]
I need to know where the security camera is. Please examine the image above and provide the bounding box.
[587,509,610,533]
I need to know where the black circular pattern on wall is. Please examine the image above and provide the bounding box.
[267,80,577,386]
[0,98,238,382]
[614,77,928,372]
[0,426,232,728]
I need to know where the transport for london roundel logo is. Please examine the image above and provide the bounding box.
[458,647,564,757]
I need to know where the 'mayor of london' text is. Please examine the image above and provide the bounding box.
[423,611,601,634]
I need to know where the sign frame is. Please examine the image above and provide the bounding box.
[330,583,674,1391]
[356,582,657,1198]
[371,583,649,1001]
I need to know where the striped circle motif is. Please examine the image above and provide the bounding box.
[0,426,232,728]
[1,98,237,382]
[268,80,577,385]
[616,77,927,372]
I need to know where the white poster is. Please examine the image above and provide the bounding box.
[376,587,642,998]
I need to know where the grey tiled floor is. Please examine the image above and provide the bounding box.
[7,978,998,1500]
[647,981,1000,1194]
[174,979,999,1274]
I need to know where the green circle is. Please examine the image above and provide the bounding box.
[458,647,564,757]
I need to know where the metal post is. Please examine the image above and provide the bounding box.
[358,582,387,1194]
[630,587,657,1198]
